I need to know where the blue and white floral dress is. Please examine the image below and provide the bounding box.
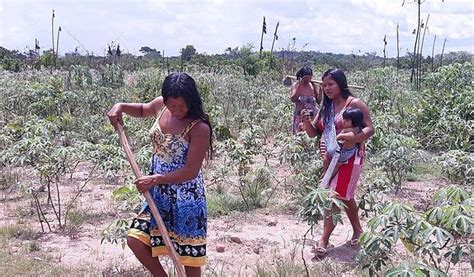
[127,106,207,267]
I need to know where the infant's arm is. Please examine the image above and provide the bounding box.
[338,129,358,149]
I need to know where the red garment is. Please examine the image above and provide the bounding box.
[329,153,363,200]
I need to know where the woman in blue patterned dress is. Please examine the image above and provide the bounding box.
[107,72,212,277]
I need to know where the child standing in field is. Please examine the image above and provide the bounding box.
[322,107,364,179]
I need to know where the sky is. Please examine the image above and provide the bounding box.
[0,0,473,58]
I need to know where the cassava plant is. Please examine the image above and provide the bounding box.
[373,134,421,194]
[357,185,473,276]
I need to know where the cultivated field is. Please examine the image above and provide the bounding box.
[1,62,472,276]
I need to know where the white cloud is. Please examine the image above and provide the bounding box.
[429,13,474,39]
[0,0,472,57]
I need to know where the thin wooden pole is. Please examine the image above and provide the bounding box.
[259,16,266,58]
[115,124,186,277]
[270,22,279,67]
[439,38,447,68]
[55,26,61,69]
[51,9,55,73]
[283,76,365,90]
[270,22,279,56]
[397,23,400,69]
[419,14,430,87]
[431,35,437,71]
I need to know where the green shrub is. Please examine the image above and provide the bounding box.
[435,150,473,186]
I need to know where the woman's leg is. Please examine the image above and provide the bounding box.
[343,198,363,241]
[317,203,341,249]
[185,266,201,277]
[127,236,167,276]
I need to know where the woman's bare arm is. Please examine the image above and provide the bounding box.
[289,82,301,102]
[107,97,164,128]
[303,113,322,138]
[310,81,322,104]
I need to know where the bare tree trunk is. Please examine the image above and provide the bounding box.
[415,0,421,89]
[439,38,447,68]
[410,28,419,84]
[431,35,437,71]
[397,24,400,69]
[259,16,266,59]
[35,38,39,55]
[416,18,423,87]
[162,49,165,74]
[55,26,61,69]
[419,14,430,87]
[383,35,387,67]
[270,22,279,65]
[410,0,421,89]
[51,9,55,73]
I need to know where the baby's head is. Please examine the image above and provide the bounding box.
[342,107,364,128]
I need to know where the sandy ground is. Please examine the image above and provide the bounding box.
[1,164,469,276]
[1,168,363,276]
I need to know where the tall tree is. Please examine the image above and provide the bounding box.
[180,45,197,62]
[139,46,161,59]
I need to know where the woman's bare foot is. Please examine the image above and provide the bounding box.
[313,239,330,258]
[346,232,362,246]
[352,230,362,241]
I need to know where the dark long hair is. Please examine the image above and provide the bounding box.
[318,68,354,122]
[342,107,364,128]
[296,66,313,80]
[161,72,213,157]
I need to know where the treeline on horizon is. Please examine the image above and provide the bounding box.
[0,44,472,76]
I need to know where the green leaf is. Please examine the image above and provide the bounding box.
[394,205,402,221]
[425,207,444,224]
[450,244,463,265]
[410,219,424,241]
[393,225,399,243]
[447,214,473,235]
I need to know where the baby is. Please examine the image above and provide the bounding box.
[323,107,364,179]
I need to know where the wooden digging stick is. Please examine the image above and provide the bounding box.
[282,75,365,90]
[115,123,186,277]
